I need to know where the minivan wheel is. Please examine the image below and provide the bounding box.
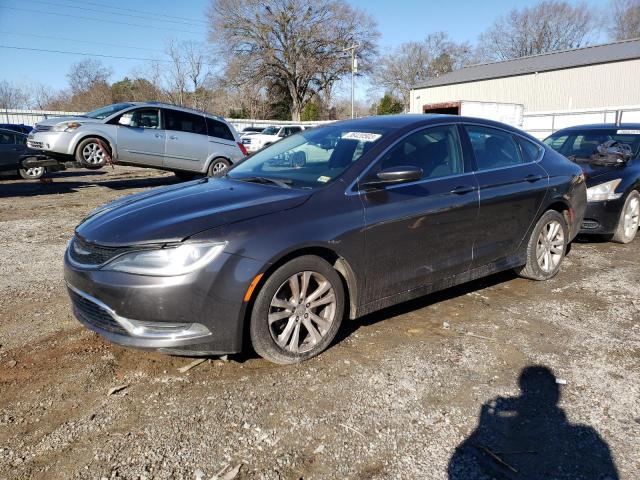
[18,166,45,179]
[516,210,568,281]
[250,256,345,364]
[75,138,108,169]
[207,158,230,177]
[612,190,639,244]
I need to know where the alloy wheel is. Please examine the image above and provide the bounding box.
[536,220,564,273]
[268,271,337,354]
[623,196,640,239]
[24,167,44,178]
[211,161,228,174]
[82,142,106,165]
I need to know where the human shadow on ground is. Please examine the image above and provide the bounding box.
[448,365,619,480]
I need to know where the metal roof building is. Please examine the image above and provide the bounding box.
[409,38,640,115]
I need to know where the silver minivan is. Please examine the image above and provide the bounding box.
[27,102,247,177]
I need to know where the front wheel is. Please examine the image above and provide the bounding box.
[18,166,45,179]
[250,256,345,364]
[516,210,568,281]
[75,138,109,169]
[612,190,639,244]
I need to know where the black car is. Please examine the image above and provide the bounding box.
[64,115,586,363]
[0,128,45,179]
[0,123,33,135]
[544,124,640,243]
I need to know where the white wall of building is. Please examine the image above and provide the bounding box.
[410,59,640,114]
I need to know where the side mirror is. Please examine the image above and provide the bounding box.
[360,166,423,190]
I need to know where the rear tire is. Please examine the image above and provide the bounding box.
[207,158,230,177]
[75,138,109,169]
[516,210,568,281]
[18,166,45,179]
[612,190,639,244]
[250,256,345,364]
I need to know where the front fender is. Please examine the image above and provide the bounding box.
[68,129,117,157]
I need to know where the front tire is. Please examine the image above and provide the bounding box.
[612,190,639,244]
[516,210,568,281]
[250,256,345,364]
[75,138,108,169]
[18,166,45,179]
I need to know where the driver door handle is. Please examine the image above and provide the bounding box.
[169,135,178,140]
[525,174,543,182]
[154,133,164,139]
[451,185,476,195]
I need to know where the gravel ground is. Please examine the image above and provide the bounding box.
[0,166,638,480]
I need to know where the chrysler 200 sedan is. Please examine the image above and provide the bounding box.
[64,115,586,364]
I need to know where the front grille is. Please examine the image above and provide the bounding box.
[68,288,128,336]
[34,125,52,132]
[69,236,131,266]
[581,220,600,230]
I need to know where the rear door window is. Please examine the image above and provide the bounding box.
[0,132,16,144]
[205,117,235,141]
[517,137,542,163]
[465,126,523,170]
[164,109,207,135]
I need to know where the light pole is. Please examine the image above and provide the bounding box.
[343,44,359,119]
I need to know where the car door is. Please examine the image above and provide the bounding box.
[114,108,164,166]
[463,125,549,269]
[163,109,210,172]
[206,117,242,163]
[0,130,22,173]
[359,124,479,303]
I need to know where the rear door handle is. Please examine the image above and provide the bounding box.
[525,174,543,182]
[450,185,476,195]
[154,133,164,139]
[169,135,178,140]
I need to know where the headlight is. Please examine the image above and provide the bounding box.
[52,122,82,132]
[103,242,226,276]
[586,179,623,202]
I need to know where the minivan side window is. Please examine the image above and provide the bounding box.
[205,117,235,141]
[466,125,523,170]
[164,109,207,135]
[115,108,160,129]
[377,125,463,180]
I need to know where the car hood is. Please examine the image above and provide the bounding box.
[76,177,311,246]
[574,159,627,181]
[250,134,279,142]
[35,116,102,127]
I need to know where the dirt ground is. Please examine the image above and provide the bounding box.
[0,166,638,480]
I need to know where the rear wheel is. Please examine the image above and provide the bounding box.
[612,190,639,244]
[516,210,568,281]
[207,158,230,177]
[75,138,108,169]
[250,256,345,364]
[18,166,45,179]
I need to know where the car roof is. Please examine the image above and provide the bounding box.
[129,101,228,123]
[553,123,640,133]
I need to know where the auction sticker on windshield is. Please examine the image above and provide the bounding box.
[342,132,382,142]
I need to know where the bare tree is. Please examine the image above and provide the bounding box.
[208,0,379,121]
[478,1,596,61]
[0,81,30,109]
[67,59,113,94]
[609,0,640,40]
[372,32,474,110]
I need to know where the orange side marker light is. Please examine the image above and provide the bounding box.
[244,273,263,302]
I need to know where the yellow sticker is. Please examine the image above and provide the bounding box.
[317,176,331,183]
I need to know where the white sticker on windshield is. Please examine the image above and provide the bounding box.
[617,129,640,135]
[317,175,331,183]
[342,131,381,142]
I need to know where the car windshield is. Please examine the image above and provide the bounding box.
[227,125,390,189]
[545,129,640,159]
[261,126,279,135]
[84,103,134,120]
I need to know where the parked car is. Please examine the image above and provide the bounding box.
[244,125,304,152]
[0,128,45,179]
[0,123,33,135]
[544,124,640,243]
[240,126,265,138]
[27,102,247,178]
[64,115,586,363]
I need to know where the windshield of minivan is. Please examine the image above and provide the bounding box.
[545,129,640,159]
[85,103,133,120]
[227,125,389,188]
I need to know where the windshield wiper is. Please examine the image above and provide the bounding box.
[233,176,293,188]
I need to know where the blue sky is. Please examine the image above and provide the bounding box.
[0,0,605,99]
